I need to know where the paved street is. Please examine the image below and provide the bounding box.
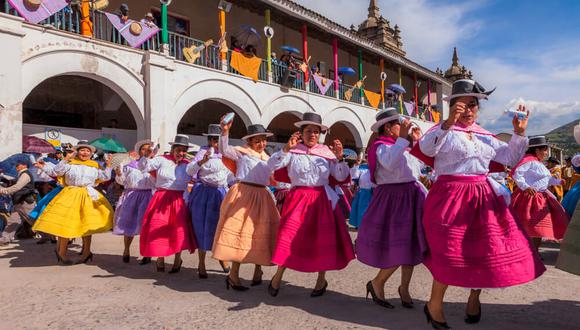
[1,234,579,329]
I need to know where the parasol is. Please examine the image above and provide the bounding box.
[338,67,356,76]
[22,136,56,154]
[89,138,127,153]
[388,84,406,94]
[234,24,261,48]
[281,45,300,54]
[343,148,358,161]
[0,153,36,179]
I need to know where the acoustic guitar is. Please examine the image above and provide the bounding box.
[344,75,367,101]
[183,39,214,64]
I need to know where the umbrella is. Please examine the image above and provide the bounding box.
[338,67,356,76]
[343,148,358,161]
[110,153,134,170]
[234,24,261,48]
[89,138,127,153]
[0,153,36,179]
[22,136,56,154]
[388,84,406,94]
[281,45,300,54]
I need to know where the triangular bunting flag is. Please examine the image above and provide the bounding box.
[363,90,381,109]
[313,74,334,95]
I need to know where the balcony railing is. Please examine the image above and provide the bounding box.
[1,3,436,122]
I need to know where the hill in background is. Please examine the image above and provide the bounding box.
[546,119,580,157]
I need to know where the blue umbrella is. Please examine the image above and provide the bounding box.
[235,24,261,48]
[281,45,300,54]
[0,153,35,179]
[338,67,356,76]
[388,84,406,94]
[343,148,358,161]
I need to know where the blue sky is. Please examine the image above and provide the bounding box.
[295,0,580,135]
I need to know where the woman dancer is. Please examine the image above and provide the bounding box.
[268,112,354,297]
[33,141,114,264]
[557,154,580,275]
[212,121,280,290]
[113,140,155,264]
[356,108,427,309]
[139,135,197,273]
[414,80,544,328]
[187,124,232,278]
[510,136,569,252]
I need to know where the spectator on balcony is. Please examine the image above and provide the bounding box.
[118,4,129,24]
[143,12,156,28]
[271,52,278,64]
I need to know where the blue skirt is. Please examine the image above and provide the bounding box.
[188,183,227,251]
[29,186,63,221]
[348,188,372,228]
[563,182,580,217]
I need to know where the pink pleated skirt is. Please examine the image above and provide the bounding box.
[510,188,569,239]
[423,175,545,288]
[272,186,355,272]
[140,190,196,257]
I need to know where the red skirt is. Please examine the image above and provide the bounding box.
[272,186,355,272]
[140,190,196,257]
[510,188,569,239]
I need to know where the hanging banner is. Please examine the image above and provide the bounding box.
[363,90,381,109]
[404,102,414,116]
[7,0,69,24]
[104,12,160,48]
[312,74,334,95]
[230,51,262,81]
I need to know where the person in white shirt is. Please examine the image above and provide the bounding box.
[33,141,114,265]
[356,108,427,310]
[212,121,280,291]
[138,135,197,273]
[112,140,155,264]
[267,112,354,298]
[186,124,232,278]
[509,136,569,252]
[415,80,544,328]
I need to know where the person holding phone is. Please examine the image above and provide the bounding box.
[33,141,114,265]
[415,80,544,328]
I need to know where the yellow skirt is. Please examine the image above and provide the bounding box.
[33,186,113,239]
[212,183,280,265]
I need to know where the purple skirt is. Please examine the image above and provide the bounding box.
[355,182,427,269]
[113,189,153,236]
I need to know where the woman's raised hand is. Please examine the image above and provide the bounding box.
[283,132,301,153]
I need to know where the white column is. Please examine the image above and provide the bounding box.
[0,14,25,159]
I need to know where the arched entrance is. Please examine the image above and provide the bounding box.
[23,75,139,150]
[177,100,248,148]
[266,112,301,144]
[325,122,358,151]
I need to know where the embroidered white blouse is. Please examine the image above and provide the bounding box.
[138,156,191,191]
[186,148,232,188]
[267,150,350,187]
[52,161,111,187]
[375,137,422,184]
[419,126,528,175]
[115,161,155,190]
[218,135,272,186]
[358,169,375,190]
[513,160,563,192]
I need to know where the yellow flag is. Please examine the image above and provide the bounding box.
[363,89,381,109]
[230,51,262,82]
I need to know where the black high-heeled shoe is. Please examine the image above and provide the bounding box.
[310,280,328,297]
[168,260,182,274]
[465,304,482,324]
[424,305,451,329]
[268,282,280,297]
[76,252,93,264]
[122,254,130,263]
[398,286,414,309]
[225,277,249,291]
[139,257,151,265]
[219,260,230,273]
[365,281,394,309]
[54,250,74,266]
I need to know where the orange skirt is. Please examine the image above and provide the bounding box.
[212,183,280,265]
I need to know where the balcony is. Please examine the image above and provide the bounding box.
[1,3,439,121]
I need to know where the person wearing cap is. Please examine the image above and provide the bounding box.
[138,135,197,273]
[546,156,564,201]
[212,119,280,291]
[0,159,36,245]
[355,108,427,310]
[510,136,569,253]
[557,154,580,275]
[186,124,233,278]
[112,140,155,264]
[414,79,545,328]
[33,141,114,265]
[267,112,354,297]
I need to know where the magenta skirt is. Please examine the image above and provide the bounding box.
[272,186,355,272]
[423,175,545,288]
[140,190,196,257]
